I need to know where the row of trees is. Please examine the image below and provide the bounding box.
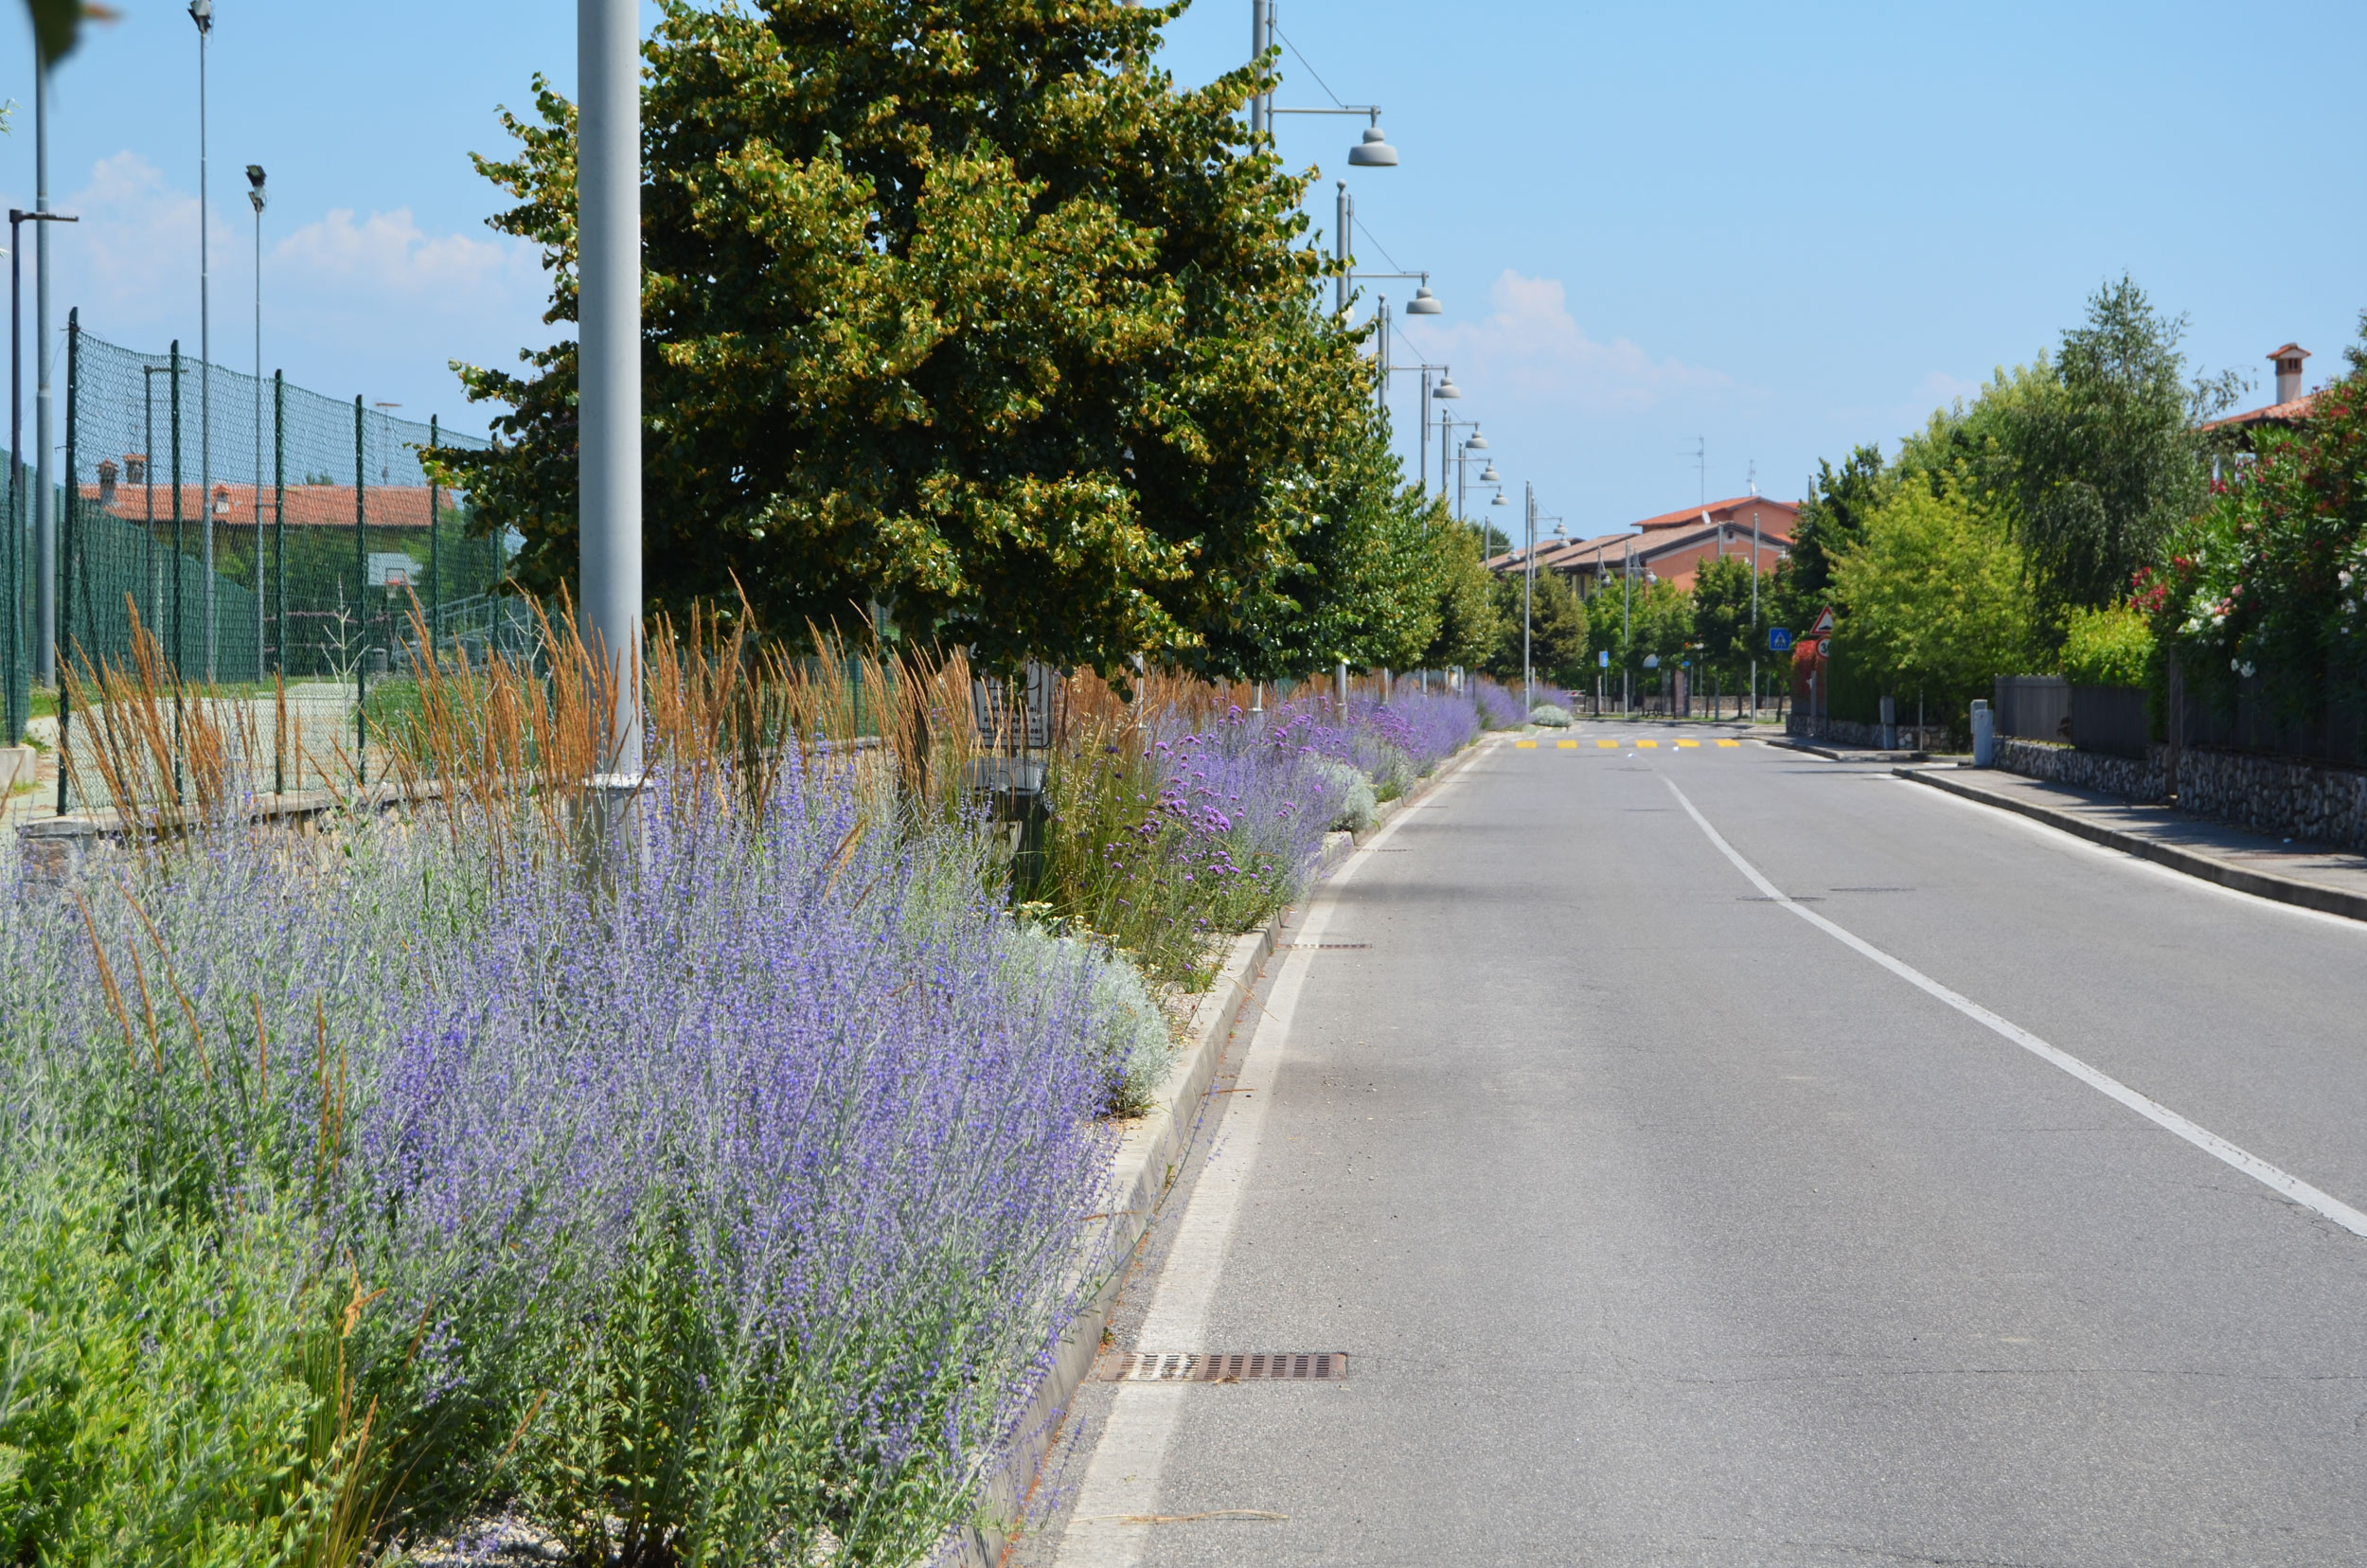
[1474,555,1779,703]
[443,0,1492,682]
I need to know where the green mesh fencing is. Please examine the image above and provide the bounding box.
[54,313,519,809]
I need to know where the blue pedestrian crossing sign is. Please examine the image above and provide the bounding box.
[1598,650,1610,668]
[1769,627,1793,652]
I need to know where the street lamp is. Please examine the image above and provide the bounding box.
[248,163,265,681]
[191,0,217,682]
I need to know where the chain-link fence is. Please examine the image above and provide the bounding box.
[49,312,528,808]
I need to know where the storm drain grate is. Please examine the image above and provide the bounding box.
[1279,942,1371,950]
[1101,1351,1347,1382]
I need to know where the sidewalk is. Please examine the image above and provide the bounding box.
[1901,764,2367,921]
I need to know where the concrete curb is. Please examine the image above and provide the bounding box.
[946,732,1501,1568]
[1898,766,2367,925]
[1770,737,1930,763]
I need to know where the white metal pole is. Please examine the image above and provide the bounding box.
[32,55,54,686]
[1334,181,1348,317]
[196,4,215,682]
[580,0,644,775]
[1249,0,1265,138]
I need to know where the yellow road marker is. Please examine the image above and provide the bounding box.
[1677,739,1700,749]
[1596,739,1619,749]
[1717,739,1741,748]
[1637,739,1659,749]
[1556,739,1578,749]
[1515,739,1538,749]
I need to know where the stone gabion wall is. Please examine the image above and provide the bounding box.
[2173,747,2367,850]
[1993,738,2163,800]
[1992,737,2367,851]
[1784,715,1948,752]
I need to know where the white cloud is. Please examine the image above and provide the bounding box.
[63,151,206,327]
[274,206,542,301]
[1406,270,1729,416]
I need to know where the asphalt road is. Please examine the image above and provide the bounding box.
[1026,723,2367,1568]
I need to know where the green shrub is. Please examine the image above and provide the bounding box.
[1528,704,1574,727]
[0,1144,372,1568]
[2060,605,2153,687]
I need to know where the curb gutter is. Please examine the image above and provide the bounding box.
[946,731,1502,1568]
[1898,766,2367,925]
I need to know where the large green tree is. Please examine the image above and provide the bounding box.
[447,0,1377,677]
[1831,479,2036,711]
[1996,276,2244,620]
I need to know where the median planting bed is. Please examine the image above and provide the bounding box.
[0,642,1486,1566]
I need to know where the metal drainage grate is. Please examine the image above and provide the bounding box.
[1279,942,1371,950]
[1101,1351,1347,1383]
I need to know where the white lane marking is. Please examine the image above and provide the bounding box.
[1053,757,1478,1567]
[1664,775,2367,1240]
[1892,774,2367,934]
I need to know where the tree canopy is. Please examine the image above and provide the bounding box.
[447,0,1385,678]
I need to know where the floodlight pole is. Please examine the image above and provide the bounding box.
[579,0,644,775]
[250,166,266,681]
[192,0,216,682]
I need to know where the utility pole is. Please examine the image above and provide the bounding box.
[1751,504,1762,718]
[579,0,644,775]
[1522,483,1534,714]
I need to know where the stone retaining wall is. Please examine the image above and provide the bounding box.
[1990,737,2367,851]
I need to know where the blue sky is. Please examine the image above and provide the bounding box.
[7,1,2364,534]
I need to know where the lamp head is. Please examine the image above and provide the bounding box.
[189,0,213,31]
[1464,429,1488,451]
[1433,371,1462,399]
[1405,284,1442,315]
[1346,124,1398,167]
[1479,463,1501,484]
[1490,490,1510,508]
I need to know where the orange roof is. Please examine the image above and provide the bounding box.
[1630,495,1800,532]
[2200,391,2322,434]
[79,479,447,529]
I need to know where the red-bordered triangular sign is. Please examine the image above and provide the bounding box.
[1809,605,1836,635]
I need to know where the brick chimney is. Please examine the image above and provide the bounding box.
[123,453,146,488]
[97,458,118,507]
[2269,342,2310,406]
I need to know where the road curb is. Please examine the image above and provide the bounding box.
[1771,737,1929,763]
[946,731,1501,1568]
[1898,766,2367,924]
